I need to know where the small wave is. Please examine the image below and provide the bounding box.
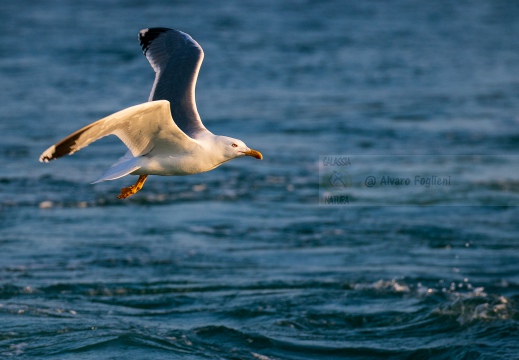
[353,279,411,293]
[433,294,516,325]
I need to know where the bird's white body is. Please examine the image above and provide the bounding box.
[132,134,234,177]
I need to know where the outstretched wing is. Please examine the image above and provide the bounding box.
[139,27,208,138]
[39,100,197,162]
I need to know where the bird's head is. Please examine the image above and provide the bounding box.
[218,136,263,161]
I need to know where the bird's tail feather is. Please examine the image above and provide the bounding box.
[92,156,141,184]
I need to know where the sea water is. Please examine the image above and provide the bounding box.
[1,0,519,358]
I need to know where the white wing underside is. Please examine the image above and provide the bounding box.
[39,100,198,181]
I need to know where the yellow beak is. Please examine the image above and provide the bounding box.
[242,148,263,160]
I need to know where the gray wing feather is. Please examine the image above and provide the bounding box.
[139,28,208,138]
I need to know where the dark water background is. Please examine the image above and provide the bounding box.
[1,0,519,358]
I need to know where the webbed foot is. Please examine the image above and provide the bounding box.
[118,175,148,199]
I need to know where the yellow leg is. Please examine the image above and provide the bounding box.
[118,175,148,199]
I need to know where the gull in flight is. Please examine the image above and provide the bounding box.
[40,28,262,199]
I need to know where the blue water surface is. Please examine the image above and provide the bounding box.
[1,0,519,358]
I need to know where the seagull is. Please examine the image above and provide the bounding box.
[40,28,262,199]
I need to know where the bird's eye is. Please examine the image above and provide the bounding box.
[231,143,238,148]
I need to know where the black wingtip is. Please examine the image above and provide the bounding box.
[138,27,173,55]
[39,124,93,163]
